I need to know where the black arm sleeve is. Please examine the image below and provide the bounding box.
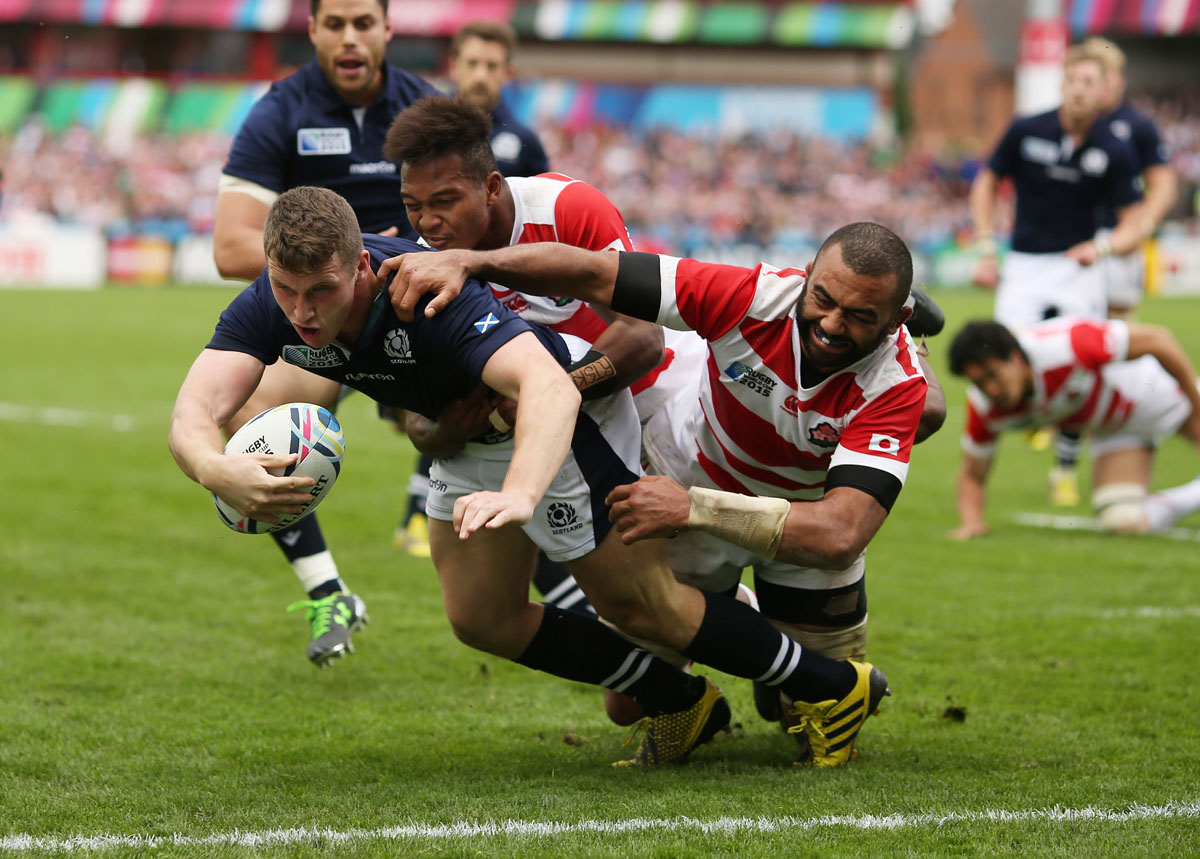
[825,464,903,512]
[612,252,662,322]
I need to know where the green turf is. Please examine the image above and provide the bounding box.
[3,286,1199,856]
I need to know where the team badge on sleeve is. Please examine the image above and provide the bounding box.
[869,433,902,455]
[473,313,500,333]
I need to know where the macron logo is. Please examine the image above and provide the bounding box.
[473,313,500,334]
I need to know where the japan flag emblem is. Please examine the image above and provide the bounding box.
[869,433,902,455]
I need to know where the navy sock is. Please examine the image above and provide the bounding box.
[1054,430,1082,468]
[531,554,596,615]
[271,514,327,562]
[515,604,704,716]
[307,580,343,600]
[683,590,855,703]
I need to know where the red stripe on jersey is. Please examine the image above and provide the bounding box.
[673,258,759,341]
[774,267,807,279]
[518,223,559,244]
[793,373,867,418]
[630,347,674,396]
[1041,365,1072,400]
[894,327,918,376]
[738,316,798,390]
[701,410,828,491]
[696,449,757,496]
[705,357,832,471]
[1069,320,1114,369]
[553,181,635,252]
[550,305,609,343]
[965,401,996,446]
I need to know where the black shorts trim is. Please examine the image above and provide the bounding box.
[752,574,867,627]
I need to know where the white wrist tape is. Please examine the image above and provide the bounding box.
[1094,233,1113,258]
[488,408,512,434]
[686,486,791,559]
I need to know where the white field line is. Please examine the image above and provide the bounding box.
[0,402,137,433]
[1013,511,1200,542]
[1093,606,1200,619]
[2,802,1197,853]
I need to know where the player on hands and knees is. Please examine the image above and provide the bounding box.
[947,318,1200,539]
[383,222,928,766]
[210,0,436,665]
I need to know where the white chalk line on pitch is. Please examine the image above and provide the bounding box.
[2,801,1198,853]
[1013,511,1200,542]
[0,402,136,432]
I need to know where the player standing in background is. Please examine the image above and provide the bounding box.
[1081,37,1178,321]
[393,20,551,558]
[449,20,550,179]
[385,222,924,766]
[947,318,1200,539]
[968,45,1146,509]
[210,0,435,667]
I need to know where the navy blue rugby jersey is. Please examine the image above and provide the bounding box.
[1096,100,1170,230]
[206,234,569,418]
[988,108,1142,253]
[489,101,550,178]
[222,61,435,237]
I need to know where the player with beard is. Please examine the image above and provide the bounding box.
[211,0,435,667]
[382,222,925,765]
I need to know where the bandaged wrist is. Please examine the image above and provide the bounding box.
[686,486,791,559]
[488,408,512,434]
[1094,234,1113,258]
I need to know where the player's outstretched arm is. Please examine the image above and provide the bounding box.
[606,478,888,569]
[949,452,993,541]
[168,349,314,522]
[384,244,621,321]
[452,332,582,538]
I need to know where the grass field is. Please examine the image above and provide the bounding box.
[3,285,1200,856]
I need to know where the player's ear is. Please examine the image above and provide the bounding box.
[485,171,504,205]
[891,302,913,334]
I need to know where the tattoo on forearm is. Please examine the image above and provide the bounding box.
[570,355,616,391]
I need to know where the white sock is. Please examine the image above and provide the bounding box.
[1144,476,1200,532]
[292,550,342,594]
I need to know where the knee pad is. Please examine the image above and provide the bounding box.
[1093,482,1149,532]
[768,614,869,662]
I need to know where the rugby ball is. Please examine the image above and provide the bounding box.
[212,403,345,534]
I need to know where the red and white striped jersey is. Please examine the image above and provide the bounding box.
[963,318,1138,457]
[650,255,927,503]
[489,173,632,345]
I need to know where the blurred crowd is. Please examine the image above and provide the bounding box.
[1,93,1197,255]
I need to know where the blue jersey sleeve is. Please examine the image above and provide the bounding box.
[222,88,290,192]
[206,276,286,365]
[1130,114,1169,169]
[410,282,541,383]
[519,130,550,177]
[988,121,1022,178]
[1106,145,1144,209]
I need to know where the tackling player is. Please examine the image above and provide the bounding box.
[384,221,926,765]
[948,318,1200,539]
[211,0,435,667]
[170,186,895,768]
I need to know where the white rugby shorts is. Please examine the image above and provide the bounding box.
[1095,230,1145,311]
[995,250,1107,329]
[424,335,642,562]
[1090,356,1194,456]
